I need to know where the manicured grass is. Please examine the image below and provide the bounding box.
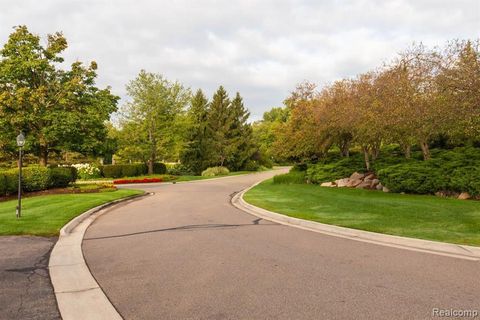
[0,189,143,236]
[244,179,480,246]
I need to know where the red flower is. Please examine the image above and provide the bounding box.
[113,178,163,184]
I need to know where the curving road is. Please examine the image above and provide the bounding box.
[83,170,479,320]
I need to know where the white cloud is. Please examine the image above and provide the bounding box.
[0,0,478,120]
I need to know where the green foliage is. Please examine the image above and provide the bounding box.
[100,164,148,178]
[306,155,366,183]
[19,167,51,192]
[166,163,194,176]
[201,166,229,177]
[0,26,118,165]
[49,167,76,188]
[273,171,306,184]
[0,172,17,196]
[152,163,167,174]
[242,160,260,171]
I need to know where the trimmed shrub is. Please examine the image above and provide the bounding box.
[273,171,306,184]
[49,167,76,188]
[153,163,167,174]
[166,163,194,176]
[201,166,230,177]
[100,165,123,178]
[0,171,18,196]
[100,164,150,178]
[21,166,51,192]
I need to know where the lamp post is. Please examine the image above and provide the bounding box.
[16,132,25,219]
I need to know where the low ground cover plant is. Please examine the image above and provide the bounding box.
[201,166,230,177]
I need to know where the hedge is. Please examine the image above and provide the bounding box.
[0,171,18,196]
[100,163,149,178]
[49,167,77,188]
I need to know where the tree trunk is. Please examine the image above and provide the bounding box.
[402,144,411,159]
[39,145,48,166]
[362,146,371,171]
[340,141,350,157]
[147,160,154,175]
[148,127,156,175]
[420,141,430,160]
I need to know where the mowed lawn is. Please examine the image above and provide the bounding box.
[244,179,480,246]
[0,189,143,236]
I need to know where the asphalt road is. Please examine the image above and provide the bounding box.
[83,170,480,320]
[0,236,60,320]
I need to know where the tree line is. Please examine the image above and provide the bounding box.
[0,26,262,174]
[256,40,480,170]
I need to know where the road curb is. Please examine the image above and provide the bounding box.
[232,180,480,262]
[49,192,151,320]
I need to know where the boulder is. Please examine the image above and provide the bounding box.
[349,172,364,181]
[365,173,376,180]
[370,179,380,187]
[320,182,336,187]
[346,179,363,187]
[376,183,383,190]
[382,186,390,193]
[355,181,372,189]
[335,178,350,187]
[458,192,471,200]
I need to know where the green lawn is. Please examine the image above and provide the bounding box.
[0,189,143,236]
[244,179,480,246]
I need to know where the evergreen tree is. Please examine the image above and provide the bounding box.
[180,89,210,174]
[206,86,233,167]
[226,92,256,170]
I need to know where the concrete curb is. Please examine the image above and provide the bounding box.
[49,192,151,320]
[232,180,480,262]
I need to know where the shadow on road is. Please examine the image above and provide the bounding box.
[83,218,278,241]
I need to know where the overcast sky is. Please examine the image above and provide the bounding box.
[1,0,479,121]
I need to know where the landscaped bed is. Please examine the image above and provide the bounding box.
[0,189,143,236]
[244,179,480,246]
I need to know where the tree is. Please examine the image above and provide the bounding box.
[121,70,190,173]
[0,26,118,165]
[225,92,256,170]
[205,86,233,167]
[180,89,210,174]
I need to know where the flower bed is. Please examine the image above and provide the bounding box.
[113,178,163,184]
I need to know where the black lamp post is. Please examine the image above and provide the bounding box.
[16,132,25,219]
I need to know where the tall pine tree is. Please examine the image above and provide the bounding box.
[180,89,210,174]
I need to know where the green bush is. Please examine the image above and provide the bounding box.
[49,167,76,188]
[100,165,123,178]
[201,166,230,177]
[100,163,150,178]
[273,171,306,184]
[21,166,51,192]
[166,163,194,176]
[306,155,366,184]
[0,171,18,196]
[153,163,167,174]
[242,160,260,171]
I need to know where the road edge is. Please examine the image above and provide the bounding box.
[232,180,480,262]
[48,192,151,320]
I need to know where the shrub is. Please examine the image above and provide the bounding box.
[0,171,18,196]
[243,160,260,171]
[19,166,51,192]
[153,163,167,174]
[273,171,306,184]
[166,163,194,176]
[291,163,308,172]
[73,163,101,180]
[100,165,123,178]
[49,167,76,188]
[201,166,230,177]
[306,155,366,184]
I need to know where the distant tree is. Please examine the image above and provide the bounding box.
[225,92,256,170]
[180,89,210,174]
[121,70,190,173]
[0,26,118,165]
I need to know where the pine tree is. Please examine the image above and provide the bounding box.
[180,89,209,174]
[226,92,256,170]
[205,86,233,167]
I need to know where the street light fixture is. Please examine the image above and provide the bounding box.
[16,132,25,219]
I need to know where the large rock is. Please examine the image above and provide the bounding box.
[364,173,376,180]
[346,179,363,187]
[355,181,372,189]
[320,182,336,187]
[370,179,380,187]
[458,192,471,200]
[376,183,383,190]
[349,172,364,181]
[335,178,350,187]
[382,186,390,193]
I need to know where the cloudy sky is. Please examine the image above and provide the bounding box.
[1,0,479,120]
